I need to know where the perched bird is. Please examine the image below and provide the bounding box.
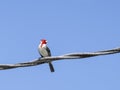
[38,39,55,72]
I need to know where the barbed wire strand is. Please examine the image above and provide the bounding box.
[0,47,120,70]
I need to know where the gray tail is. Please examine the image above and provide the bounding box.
[48,62,55,72]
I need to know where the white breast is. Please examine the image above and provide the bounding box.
[38,44,49,57]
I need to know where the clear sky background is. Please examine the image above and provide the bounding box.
[0,0,120,90]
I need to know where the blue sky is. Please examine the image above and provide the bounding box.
[0,0,120,90]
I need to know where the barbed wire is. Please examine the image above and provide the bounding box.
[0,47,120,70]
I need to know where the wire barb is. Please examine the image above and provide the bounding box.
[0,47,119,70]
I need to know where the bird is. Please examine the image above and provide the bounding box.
[38,39,55,72]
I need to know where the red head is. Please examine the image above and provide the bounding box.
[40,39,47,44]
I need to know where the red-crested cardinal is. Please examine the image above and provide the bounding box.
[38,39,55,72]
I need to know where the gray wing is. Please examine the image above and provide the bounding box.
[46,46,51,56]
